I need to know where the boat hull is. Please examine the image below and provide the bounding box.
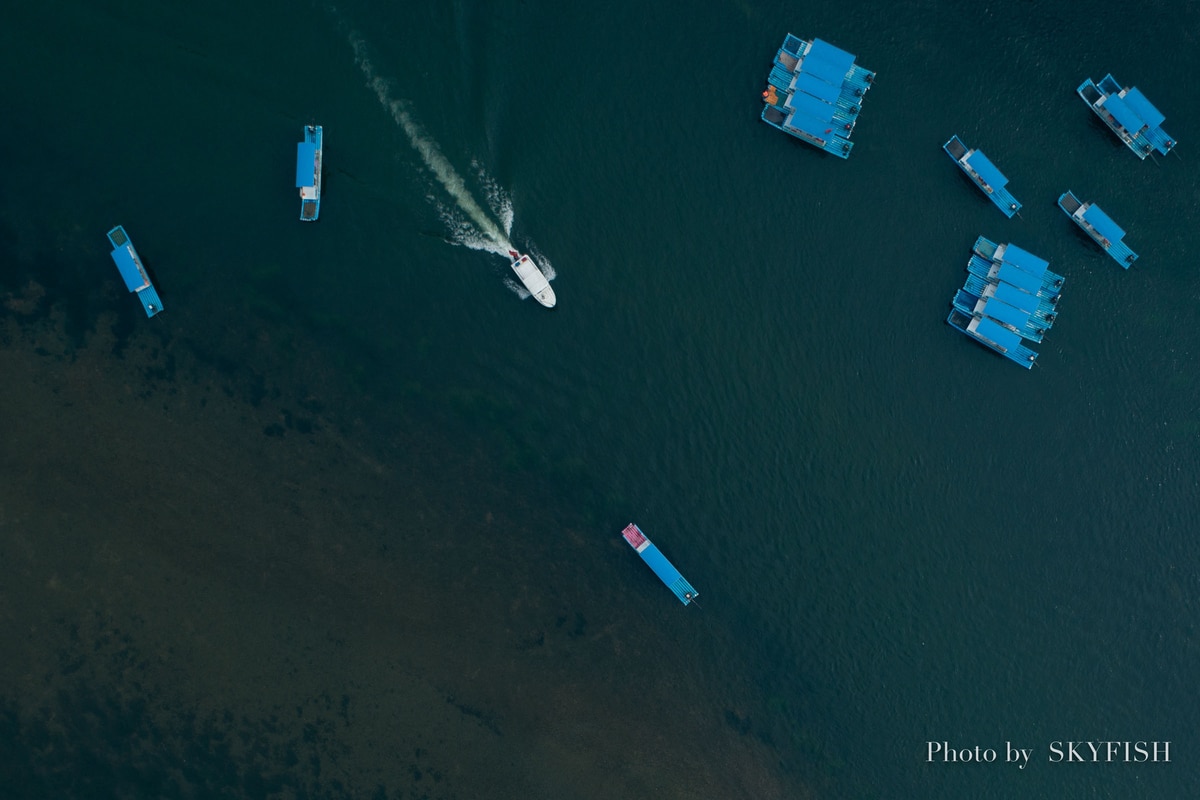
[509,254,556,308]
[296,125,323,221]
[621,524,698,606]
[106,225,163,318]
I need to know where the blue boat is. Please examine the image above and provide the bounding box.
[1077,75,1175,159]
[621,524,699,606]
[106,226,163,318]
[760,34,875,159]
[1057,191,1138,269]
[943,135,1022,217]
[296,124,323,221]
[946,238,1064,369]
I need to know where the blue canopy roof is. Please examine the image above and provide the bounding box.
[793,71,842,104]
[110,246,148,292]
[1122,88,1165,129]
[1102,94,1146,133]
[296,142,318,187]
[965,150,1008,189]
[640,543,685,588]
[785,90,835,122]
[785,90,841,140]
[786,109,837,141]
[974,317,1022,351]
[1002,244,1049,277]
[1082,204,1125,242]
[993,281,1039,314]
[996,262,1042,295]
[801,39,855,86]
[982,297,1033,331]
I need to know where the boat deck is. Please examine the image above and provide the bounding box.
[1058,191,1138,268]
[106,225,163,318]
[943,135,1021,217]
[947,308,1038,368]
[621,524,698,606]
[296,125,323,221]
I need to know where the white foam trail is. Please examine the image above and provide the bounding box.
[474,160,515,237]
[435,199,501,254]
[527,246,556,282]
[342,26,554,298]
[349,32,511,255]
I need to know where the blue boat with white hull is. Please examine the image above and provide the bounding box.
[946,237,1063,369]
[1057,191,1138,268]
[621,524,698,606]
[943,135,1021,217]
[760,34,874,159]
[946,308,1039,369]
[1078,75,1175,159]
[107,226,163,318]
[296,124,323,221]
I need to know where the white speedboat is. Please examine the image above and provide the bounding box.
[508,250,556,308]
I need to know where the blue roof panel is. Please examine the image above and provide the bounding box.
[800,40,854,86]
[808,39,856,75]
[992,281,1039,314]
[110,246,148,292]
[1102,94,1146,133]
[793,71,842,104]
[1082,204,1125,242]
[965,150,1009,190]
[785,90,836,121]
[974,317,1022,351]
[1002,244,1049,277]
[785,111,836,140]
[996,262,1042,294]
[982,297,1032,330]
[639,543,685,587]
[296,142,317,187]
[1122,88,1165,129]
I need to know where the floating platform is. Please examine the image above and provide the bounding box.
[621,524,698,606]
[760,34,874,159]
[943,135,1022,217]
[297,124,323,221]
[946,237,1064,369]
[1057,191,1138,269]
[1077,75,1175,159]
[106,226,163,318]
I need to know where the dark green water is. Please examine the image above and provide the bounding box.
[2,1,1197,797]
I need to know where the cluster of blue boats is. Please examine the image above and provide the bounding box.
[761,35,1176,369]
[946,238,1064,369]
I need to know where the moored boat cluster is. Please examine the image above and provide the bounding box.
[946,238,1064,369]
[760,39,1176,369]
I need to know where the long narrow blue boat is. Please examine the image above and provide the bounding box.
[943,135,1022,217]
[1057,191,1138,269]
[296,124,323,221]
[106,226,163,318]
[760,34,874,159]
[1077,75,1175,159]
[946,238,1064,369]
[621,523,698,606]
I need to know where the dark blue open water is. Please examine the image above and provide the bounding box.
[2,1,1197,798]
